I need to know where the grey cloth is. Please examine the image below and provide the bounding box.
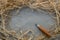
[8,7,55,37]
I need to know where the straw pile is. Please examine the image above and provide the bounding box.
[0,0,60,40]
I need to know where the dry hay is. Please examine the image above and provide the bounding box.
[0,0,60,40]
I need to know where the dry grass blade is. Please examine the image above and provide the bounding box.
[48,0,60,26]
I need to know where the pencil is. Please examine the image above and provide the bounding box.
[36,24,51,37]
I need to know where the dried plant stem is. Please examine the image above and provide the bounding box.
[1,13,6,29]
[28,35,33,40]
[53,3,60,26]
[49,0,60,26]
